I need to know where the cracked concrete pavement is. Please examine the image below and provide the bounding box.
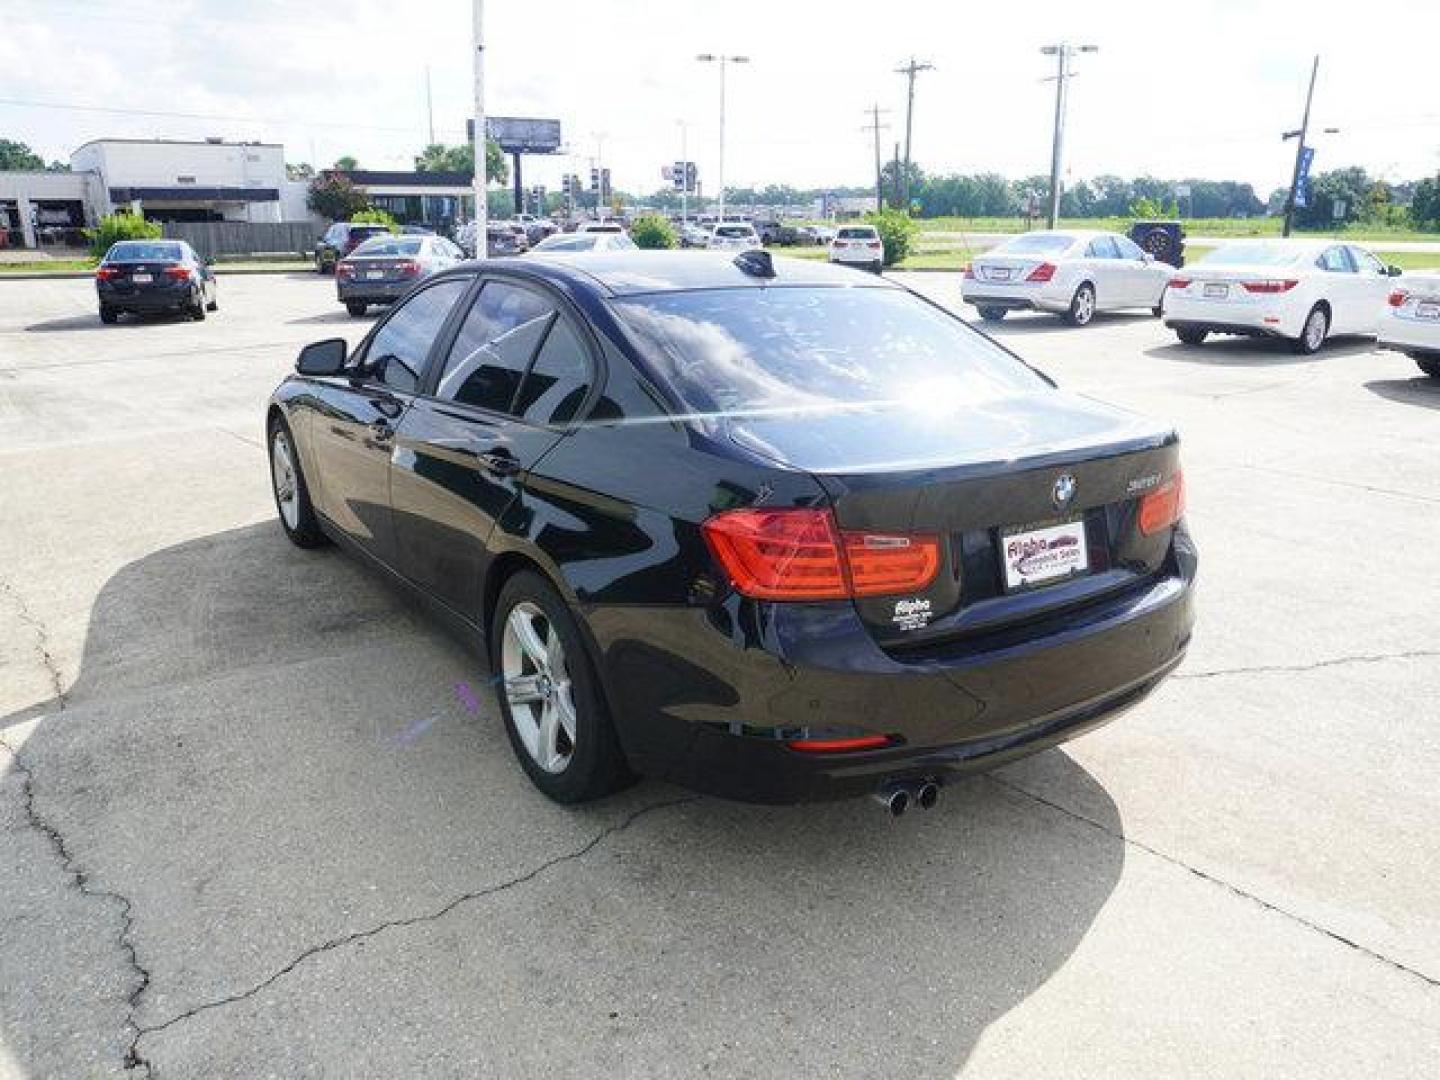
[2,272,1437,1078]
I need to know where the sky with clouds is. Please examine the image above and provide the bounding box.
[3,0,1437,198]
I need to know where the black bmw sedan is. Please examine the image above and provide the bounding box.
[266,252,1195,808]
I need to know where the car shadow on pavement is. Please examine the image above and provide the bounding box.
[25,312,190,333]
[977,311,1156,337]
[1365,376,1440,410]
[1,522,1124,1078]
[1144,336,1375,367]
[287,310,378,325]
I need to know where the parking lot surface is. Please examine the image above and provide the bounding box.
[2,270,1437,1078]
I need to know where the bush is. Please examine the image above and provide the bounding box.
[629,214,676,249]
[865,209,918,266]
[306,172,369,222]
[351,208,399,233]
[86,212,162,260]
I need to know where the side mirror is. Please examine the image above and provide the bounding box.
[1387,264,1403,277]
[296,338,347,376]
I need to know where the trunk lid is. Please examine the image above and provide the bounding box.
[725,392,1180,651]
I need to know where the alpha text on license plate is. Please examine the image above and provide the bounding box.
[1001,519,1089,591]
[1204,283,1228,298]
[1417,302,1440,320]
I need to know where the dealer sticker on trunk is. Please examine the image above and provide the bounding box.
[1001,520,1089,591]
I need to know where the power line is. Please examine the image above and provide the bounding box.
[0,96,418,133]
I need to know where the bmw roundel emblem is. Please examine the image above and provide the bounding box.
[1052,473,1077,510]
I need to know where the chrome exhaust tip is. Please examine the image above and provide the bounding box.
[873,784,911,817]
[915,780,940,810]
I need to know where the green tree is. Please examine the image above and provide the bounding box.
[1295,166,1370,229]
[629,214,676,249]
[1412,175,1440,230]
[865,209,918,266]
[306,172,369,221]
[333,155,359,171]
[414,141,508,186]
[0,138,45,170]
[351,207,399,233]
[85,211,162,259]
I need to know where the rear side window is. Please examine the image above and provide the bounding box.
[436,281,554,412]
[363,279,469,394]
[1085,236,1119,258]
[512,317,591,424]
[614,286,1045,415]
[1115,235,1146,260]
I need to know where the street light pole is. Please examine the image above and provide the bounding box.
[1040,43,1097,229]
[471,0,486,240]
[696,53,749,223]
[1282,55,1321,239]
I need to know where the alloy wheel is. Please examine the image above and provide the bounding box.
[271,430,299,530]
[502,602,576,775]
[1304,308,1328,352]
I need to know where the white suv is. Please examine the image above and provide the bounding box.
[829,225,883,273]
[707,223,760,252]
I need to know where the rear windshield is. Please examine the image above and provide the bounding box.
[107,242,184,262]
[715,226,754,238]
[837,228,876,239]
[995,233,1075,255]
[1199,244,1305,267]
[613,287,1046,415]
[536,235,596,251]
[353,237,423,256]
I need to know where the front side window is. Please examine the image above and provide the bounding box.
[1085,236,1120,259]
[363,279,469,394]
[1115,235,1146,260]
[1351,248,1385,275]
[614,286,1046,416]
[1318,246,1355,273]
[435,281,554,412]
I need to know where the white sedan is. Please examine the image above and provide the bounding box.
[961,230,1175,326]
[1162,240,1399,355]
[530,231,638,254]
[706,223,761,252]
[1379,270,1440,379]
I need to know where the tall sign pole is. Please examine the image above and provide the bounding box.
[472,0,487,240]
[1282,56,1320,239]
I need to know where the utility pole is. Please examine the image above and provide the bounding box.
[894,57,933,212]
[425,65,435,146]
[679,121,689,223]
[892,141,901,209]
[1282,56,1321,238]
[471,0,486,240]
[1040,43,1098,228]
[697,53,750,223]
[862,104,891,216]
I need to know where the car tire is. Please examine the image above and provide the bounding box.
[1292,304,1329,355]
[206,291,219,312]
[99,306,118,324]
[1176,327,1208,345]
[491,571,634,804]
[978,307,1008,323]
[1416,356,1440,379]
[267,415,328,549]
[190,295,207,321]
[1152,305,1164,318]
[345,301,367,317]
[1065,283,1096,326]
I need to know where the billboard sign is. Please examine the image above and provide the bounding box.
[466,117,562,154]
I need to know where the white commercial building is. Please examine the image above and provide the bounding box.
[71,137,292,224]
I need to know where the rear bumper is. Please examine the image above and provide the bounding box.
[586,528,1197,803]
[1378,318,1440,355]
[96,282,197,312]
[961,283,1069,314]
[1162,295,1303,338]
[337,279,413,303]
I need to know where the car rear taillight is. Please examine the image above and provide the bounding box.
[1168,277,1192,290]
[1026,262,1056,283]
[1388,289,1408,308]
[701,508,939,601]
[1241,279,1299,294]
[867,241,882,250]
[396,259,420,277]
[1138,470,1185,536]
[163,266,192,281]
[95,266,119,281]
[336,262,355,278]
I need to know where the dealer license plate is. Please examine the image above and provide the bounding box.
[1001,519,1089,591]
[991,267,1011,281]
[131,273,153,283]
[1416,302,1440,320]
[366,270,385,280]
[1204,283,1228,299]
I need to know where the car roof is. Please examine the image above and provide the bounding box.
[483,250,901,296]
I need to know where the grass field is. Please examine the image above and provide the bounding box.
[915,216,1440,243]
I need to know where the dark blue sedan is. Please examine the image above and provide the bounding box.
[95,240,217,323]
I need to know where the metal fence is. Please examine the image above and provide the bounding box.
[160,221,318,259]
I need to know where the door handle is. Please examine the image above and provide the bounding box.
[479,449,521,477]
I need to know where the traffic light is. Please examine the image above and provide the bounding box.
[600,168,611,202]
[589,168,600,193]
